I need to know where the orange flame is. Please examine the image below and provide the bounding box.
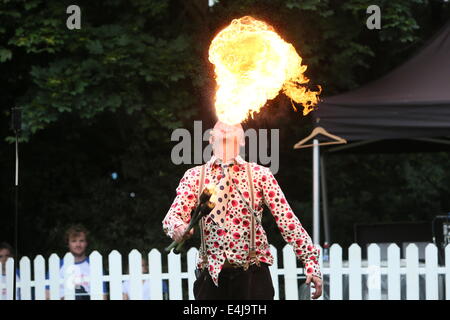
[209,16,321,125]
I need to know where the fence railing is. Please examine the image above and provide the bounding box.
[1,243,449,300]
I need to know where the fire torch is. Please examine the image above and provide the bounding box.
[165,184,217,254]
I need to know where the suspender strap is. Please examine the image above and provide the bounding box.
[246,162,260,268]
[198,165,208,265]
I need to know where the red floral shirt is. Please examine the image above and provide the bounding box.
[163,155,322,286]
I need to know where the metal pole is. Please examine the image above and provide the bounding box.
[11,107,21,301]
[13,125,19,300]
[313,139,320,245]
[320,153,330,245]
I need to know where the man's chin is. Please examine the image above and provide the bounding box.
[72,252,85,257]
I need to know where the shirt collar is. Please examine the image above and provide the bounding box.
[207,154,245,168]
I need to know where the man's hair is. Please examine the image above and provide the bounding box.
[65,224,89,244]
[0,242,13,255]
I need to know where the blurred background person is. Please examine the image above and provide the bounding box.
[0,242,20,300]
[45,225,108,300]
[122,257,168,300]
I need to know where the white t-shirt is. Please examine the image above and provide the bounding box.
[122,279,151,300]
[1,272,20,300]
[1,273,7,300]
[59,258,91,298]
[46,257,106,299]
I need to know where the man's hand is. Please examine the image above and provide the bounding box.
[305,275,323,299]
[172,224,194,243]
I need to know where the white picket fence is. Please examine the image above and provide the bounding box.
[1,243,449,300]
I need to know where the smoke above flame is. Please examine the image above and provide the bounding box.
[208,16,321,125]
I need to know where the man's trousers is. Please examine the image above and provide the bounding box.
[193,263,275,300]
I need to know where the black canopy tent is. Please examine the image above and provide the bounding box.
[301,20,450,247]
[314,20,450,152]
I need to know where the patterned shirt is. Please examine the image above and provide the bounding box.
[163,155,322,286]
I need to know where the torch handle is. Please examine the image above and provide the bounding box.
[165,239,179,252]
[173,241,185,254]
[164,205,202,253]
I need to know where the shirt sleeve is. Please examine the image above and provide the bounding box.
[162,167,200,238]
[259,166,322,279]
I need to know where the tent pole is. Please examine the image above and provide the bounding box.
[313,139,320,245]
[320,153,330,246]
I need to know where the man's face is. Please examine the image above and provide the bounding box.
[0,248,11,266]
[68,233,88,257]
[210,121,244,162]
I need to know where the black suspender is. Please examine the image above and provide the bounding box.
[198,164,208,265]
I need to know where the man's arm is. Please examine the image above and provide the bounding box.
[259,166,322,280]
[162,167,200,240]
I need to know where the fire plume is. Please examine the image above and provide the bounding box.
[208,16,321,125]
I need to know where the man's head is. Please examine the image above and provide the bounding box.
[0,242,13,273]
[65,225,89,258]
[209,121,245,162]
